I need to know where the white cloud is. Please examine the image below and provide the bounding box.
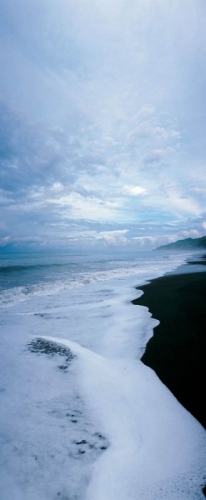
[96,229,129,245]
[169,197,201,216]
[127,120,180,147]
[133,236,157,246]
[0,235,11,247]
[179,229,200,239]
[123,185,146,196]
[132,229,202,249]
[48,191,121,221]
[50,182,64,192]
[137,104,155,117]
[191,187,206,196]
[103,136,117,146]
[127,121,153,139]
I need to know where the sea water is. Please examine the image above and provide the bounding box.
[0,250,205,500]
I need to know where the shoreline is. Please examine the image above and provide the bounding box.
[132,253,206,429]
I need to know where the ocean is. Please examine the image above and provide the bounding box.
[0,250,205,500]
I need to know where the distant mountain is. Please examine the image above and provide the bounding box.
[156,236,206,251]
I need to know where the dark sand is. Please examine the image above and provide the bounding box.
[132,258,206,429]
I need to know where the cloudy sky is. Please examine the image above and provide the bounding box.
[0,0,206,250]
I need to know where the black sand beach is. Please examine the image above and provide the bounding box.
[132,255,206,429]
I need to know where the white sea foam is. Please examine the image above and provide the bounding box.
[42,335,206,500]
[0,251,188,307]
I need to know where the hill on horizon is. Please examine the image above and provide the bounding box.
[156,236,206,251]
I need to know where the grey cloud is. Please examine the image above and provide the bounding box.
[144,150,164,164]
[0,103,67,193]
[0,102,111,199]
[1,0,206,248]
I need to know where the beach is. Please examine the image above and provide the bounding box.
[132,253,206,429]
[0,250,205,499]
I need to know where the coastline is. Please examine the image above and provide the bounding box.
[132,253,206,429]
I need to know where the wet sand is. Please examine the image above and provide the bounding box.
[132,256,206,429]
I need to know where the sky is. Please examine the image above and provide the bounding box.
[0,0,206,251]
